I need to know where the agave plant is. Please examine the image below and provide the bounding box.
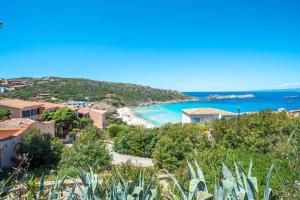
[108,171,158,200]
[165,159,275,200]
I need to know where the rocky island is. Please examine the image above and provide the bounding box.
[207,94,255,100]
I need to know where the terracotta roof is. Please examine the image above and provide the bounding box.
[290,109,300,113]
[77,108,90,115]
[41,102,64,110]
[0,99,43,109]
[0,128,27,141]
[0,118,35,128]
[183,108,236,116]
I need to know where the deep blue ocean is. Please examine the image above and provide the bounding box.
[133,91,300,126]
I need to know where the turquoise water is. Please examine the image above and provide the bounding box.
[133,91,300,126]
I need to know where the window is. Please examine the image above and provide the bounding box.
[22,110,31,118]
[193,117,201,122]
[30,109,38,116]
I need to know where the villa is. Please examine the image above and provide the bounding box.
[289,109,300,117]
[182,108,237,124]
[0,118,55,167]
[0,98,106,167]
[0,98,106,129]
[0,99,45,120]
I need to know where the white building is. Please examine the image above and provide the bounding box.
[290,109,300,117]
[63,101,87,109]
[182,108,237,124]
[0,87,14,93]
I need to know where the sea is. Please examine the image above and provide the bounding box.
[133,91,300,126]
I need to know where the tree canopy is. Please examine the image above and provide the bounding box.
[0,109,10,121]
[1,77,190,106]
[19,129,64,168]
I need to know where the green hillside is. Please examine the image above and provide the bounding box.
[0,77,190,106]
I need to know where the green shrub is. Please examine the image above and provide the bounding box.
[19,129,64,168]
[211,111,299,153]
[0,109,10,121]
[152,123,205,172]
[113,126,158,157]
[108,124,128,138]
[57,166,78,178]
[59,127,111,172]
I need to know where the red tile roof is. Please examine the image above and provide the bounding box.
[0,99,43,109]
[0,128,27,141]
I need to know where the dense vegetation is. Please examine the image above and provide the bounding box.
[0,109,10,121]
[59,126,112,173]
[40,107,93,137]
[113,126,158,157]
[0,77,190,106]
[1,110,300,198]
[19,129,64,168]
[0,158,279,199]
[109,111,300,198]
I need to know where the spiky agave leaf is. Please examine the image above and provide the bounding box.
[233,162,246,200]
[66,183,77,200]
[196,191,213,200]
[48,176,66,200]
[248,158,253,177]
[187,160,208,199]
[240,167,256,200]
[234,162,243,190]
[188,178,202,200]
[264,165,274,200]
[117,174,130,199]
[187,159,197,179]
[149,186,158,200]
[144,176,155,200]
[214,183,224,200]
[222,162,235,181]
[162,170,189,200]
[38,172,45,198]
[194,160,208,192]
[221,179,235,199]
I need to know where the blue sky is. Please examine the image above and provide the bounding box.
[0,0,300,91]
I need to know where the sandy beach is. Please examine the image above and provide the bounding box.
[117,107,156,128]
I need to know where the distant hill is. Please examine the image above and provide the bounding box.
[0,77,191,106]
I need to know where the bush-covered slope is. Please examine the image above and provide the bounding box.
[1,77,190,106]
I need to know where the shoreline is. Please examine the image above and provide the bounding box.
[137,97,199,107]
[117,98,198,128]
[117,107,156,128]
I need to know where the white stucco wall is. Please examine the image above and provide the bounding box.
[182,113,192,123]
[0,136,21,168]
[182,113,227,124]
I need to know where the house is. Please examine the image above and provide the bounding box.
[0,87,14,93]
[105,93,116,99]
[35,93,52,100]
[88,108,106,130]
[39,102,64,113]
[0,99,65,120]
[289,109,300,117]
[0,99,44,120]
[182,108,236,124]
[0,118,55,167]
[77,108,106,129]
[0,98,106,130]
[63,101,87,109]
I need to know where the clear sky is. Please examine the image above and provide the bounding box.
[1,0,300,91]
